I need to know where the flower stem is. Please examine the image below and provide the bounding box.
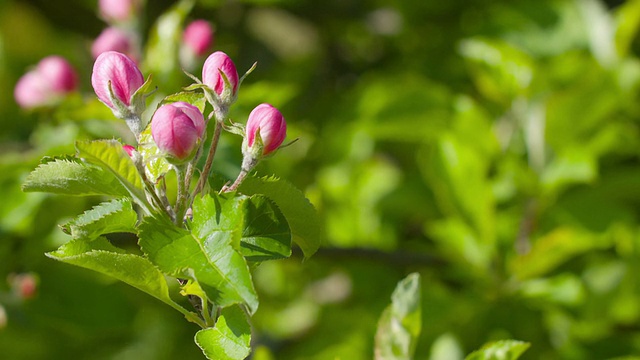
[173,165,188,226]
[222,156,258,193]
[194,118,223,196]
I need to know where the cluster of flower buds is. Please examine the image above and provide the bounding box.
[14,56,78,109]
[15,2,289,217]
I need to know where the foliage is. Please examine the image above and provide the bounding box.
[3,0,640,359]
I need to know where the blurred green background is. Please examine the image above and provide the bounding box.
[3,0,640,358]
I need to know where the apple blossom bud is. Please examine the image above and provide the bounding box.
[99,0,139,23]
[123,144,136,157]
[92,51,143,108]
[202,51,239,98]
[14,56,78,109]
[91,27,137,61]
[9,273,37,300]
[183,20,214,57]
[245,103,287,156]
[151,102,205,162]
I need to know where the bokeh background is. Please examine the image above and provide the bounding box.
[2,0,640,358]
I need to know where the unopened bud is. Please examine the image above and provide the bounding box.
[99,0,140,23]
[91,51,148,136]
[91,27,138,61]
[122,144,136,157]
[14,56,78,109]
[9,273,37,300]
[151,102,205,162]
[244,103,287,157]
[183,20,214,57]
[202,51,239,105]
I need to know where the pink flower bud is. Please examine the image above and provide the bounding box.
[183,20,214,57]
[246,103,287,155]
[122,144,136,157]
[202,51,239,96]
[9,273,37,300]
[151,102,205,161]
[91,51,144,109]
[91,27,137,61]
[99,0,139,23]
[14,56,78,109]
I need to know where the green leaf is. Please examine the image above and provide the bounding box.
[238,176,322,259]
[162,91,207,113]
[465,340,530,360]
[22,158,128,197]
[138,126,172,182]
[238,195,291,262]
[138,211,258,313]
[61,198,138,240]
[46,237,200,325]
[76,140,151,213]
[374,273,422,360]
[195,306,251,360]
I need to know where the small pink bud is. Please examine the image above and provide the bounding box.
[91,27,137,61]
[202,51,239,96]
[246,103,287,155]
[91,51,144,109]
[122,144,136,157]
[183,20,214,57]
[14,56,78,109]
[9,273,37,300]
[151,102,205,161]
[99,0,139,23]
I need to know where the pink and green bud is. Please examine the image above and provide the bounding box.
[122,144,136,157]
[14,56,78,109]
[202,51,239,100]
[99,0,140,23]
[91,51,143,109]
[243,103,287,161]
[91,27,138,61]
[151,102,205,162]
[183,20,214,57]
[91,51,148,136]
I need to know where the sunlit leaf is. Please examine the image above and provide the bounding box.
[138,211,259,313]
[238,176,321,258]
[61,198,138,240]
[195,306,251,360]
[76,139,151,212]
[46,237,199,323]
[465,340,530,360]
[161,91,207,113]
[138,126,172,181]
[374,273,421,360]
[22,158,128,197]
